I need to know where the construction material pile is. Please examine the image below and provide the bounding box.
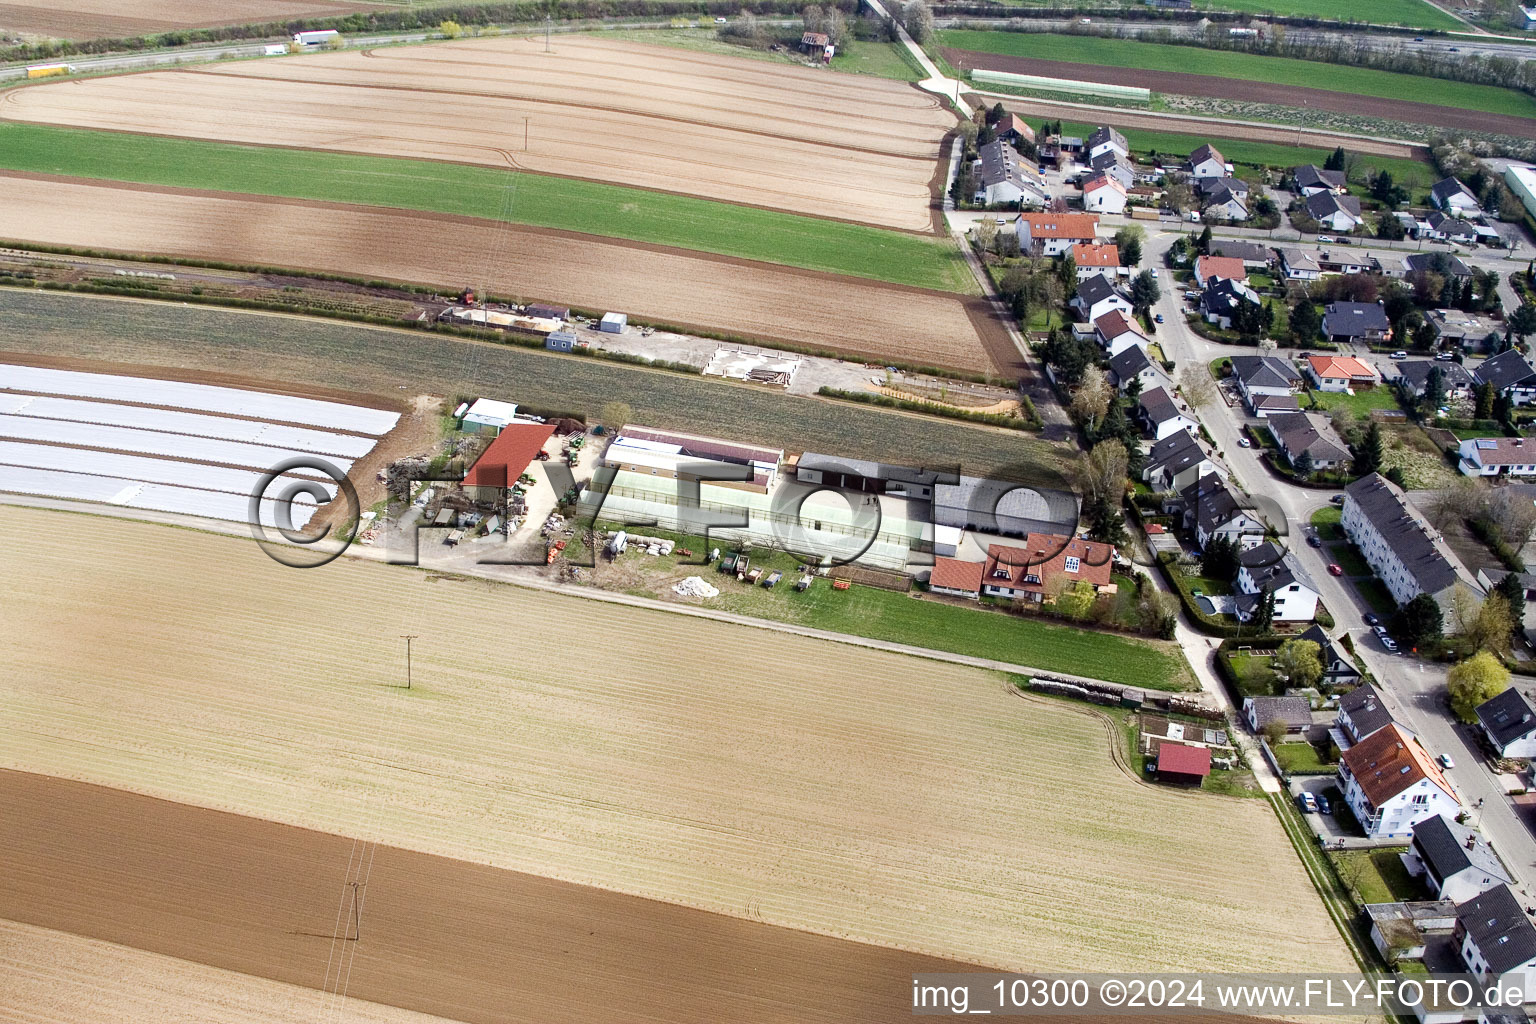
[673,576,719,598]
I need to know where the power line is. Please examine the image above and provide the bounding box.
[401,634,418,689]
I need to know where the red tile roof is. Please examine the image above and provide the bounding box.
[1340,723,1455,807]
[1156,742,1211,777]
[1094,309,1143,342]
[983,533,1114,596]
[1017,213,1099,240]
[462,422,556,489]
[929,557,984,594]
[1073,243,1120,268]
[1307,354,1377,381]
[996,113,1035,141]
[1195,255,1246,284]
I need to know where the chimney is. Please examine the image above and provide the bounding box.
[1467,835,1478,850]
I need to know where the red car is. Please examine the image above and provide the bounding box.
[1327,563,1343,576]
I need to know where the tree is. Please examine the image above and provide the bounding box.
[601,400,632,432]
[1130,270,1160,314]
[1391,593,1444,650]
[1486,489,1536,551]
[1055,581,1095,621]
[1494,571,1527,637]
[1473,593,1515,659]
[1424,477,1480,531]
[1447,651,1511,723]
[988,101,1006,124]
[1262,719,1288,747]
[1114,226,1144,267]
[1422,365,1447,414]
[1476,380,1497,420]
[1289,298,1321,346]
[1077,440,1128,544]
[900,0,933,42]
[1202,536,1238,581]
[823,7,848,47]
[1377,212,1406,241]
[1177,364,1217,410]
[1510,303,1536,343]
[438,19,464,37]
[1325,146,1347,172]
[1196,224,1212,256]
[974,217,997,254]
[1138,590,1179,639]
[1071,368,1112,432]
[1274,639,1322,690]
[1252,588,1276,633]
[1293,449,1315,478]
[1352,421,1385,476]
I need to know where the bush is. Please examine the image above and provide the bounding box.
[816,386,1041,430]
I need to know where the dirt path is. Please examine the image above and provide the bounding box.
[946,48,1536,138]
[0,0,365,39]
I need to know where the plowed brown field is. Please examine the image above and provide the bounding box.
[0,507,1354,976]
[0,36,953,231]
[0,0,364,40]
[0,173,1009,373]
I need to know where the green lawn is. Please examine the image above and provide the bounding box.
[1353,577,1399,616]
[1326,543,1375,578]
[0,123,972,293]
[569,524,1194,689]
[1306,386,1405,416]
[1051,119,1434,190]
[989,0,1463,30]
[1273,740,1333,774]
[1227,651,1279,696]
[1312,505,1345,541]
[602,29,922,81]
[1331,848,1425,905]
[942,32,1536,120]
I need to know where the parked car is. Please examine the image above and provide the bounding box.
[1296,792,1318,813]
[1363,612,1380,626]
[1414,36,1424,41]
[1307,535,1322,548]
[1317,235,1335,244]
[1436,351,1457,361]
[1238,437,1252,448]
[1154,313,1165,323]
[1327,563,1343,576]
[1390,351,1407,360]
[1150,268,1159,278]
[1330,494,1345,505]
[1438,753,1455,769]
[1316,794,1332,815]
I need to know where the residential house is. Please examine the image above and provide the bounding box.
[1522,3,1536,27]
[1305,190,1364,232]
[1475,688,1536,758]
[1194,255,1247,289]
[927,556,985,599]
[1303,625,1360,687]
[1137,385,1198,440]
[1015,212,1099,257]
[1396,359,1476,401]
[1143,428,1211,493]
[1202,186,1249,222]
[1279,247,1323,281]
[1086,125,1129,161]
[993,112,1035,146]
[1243,695,1312,735]
[1337,681,1394,747]
[1082,172,1128,214]
[1229,354,1302,416]
[1209,240,1272,270]
[1179,473,1266,550]
[974,140,1047,207]
[1409,815,1513,904]
[1306,352,1379,391]
[1108,343,1172,394]
[1343,472,1463,609]
[1267,411,1352,471]
[1095,308,1149,358]
[1199,277,1262,330]
[1318,250,1382,276]
[1431,309,1504,354]
[1455,885,1536,1003]
[1089,148,1136,190]
[1073,274,1133,324]
[1320,303,1392,348]
[979,534,1115,602]
[1197,175,1249,202]
[1404,252,1474,281]
[1186,143,1226,180]
[1236,540,1320,622]
[1338,723,1460,839]
[1432,177,1482,218]
[1072,242,1120,281]
[1290,164,1347,196]
[1476,350,1536,408]
[1460,436,1536,478]
[1426,210,1480,244]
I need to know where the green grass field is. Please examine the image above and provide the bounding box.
[1306,386,1405,416]
[1332,848,1425,904]
[942,31,1536,120]
[985,0,1462,30]
[1051,120,1435,190]
[0,123,971,293]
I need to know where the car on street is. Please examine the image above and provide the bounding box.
[1317,235,1335,244]
[1307,535,1321,548]
[1150,268,1159,278]
[1238,437,1251,448]
[1415,36,1424,41]
[1449,46,1460,51]
[1391,351,1407,360]
[1330,494,1345,505]
[1363,612,1380,626]
[1154,313,1164,323]
[1436,351,1458,361]
[1381,635,1399,652]
[1296,792,1318,813]
[1327,563,1343,576]
[1438,753,1455,769]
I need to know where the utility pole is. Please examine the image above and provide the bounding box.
[347,881,366,941]
[545,13,552,52]
[524,116,530,152]
[401,634,418,689]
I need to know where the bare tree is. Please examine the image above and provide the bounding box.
[1487,488,1536,550]
[901,0,934,43]
[1077,439,1129,508]
[1177,364,1216,410]
[1424,477,1480,531]
[974,218,998,254]
[1071,368,1112,432]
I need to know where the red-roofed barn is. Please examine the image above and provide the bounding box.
[463,422,557,501]
[1154,742,1211,785]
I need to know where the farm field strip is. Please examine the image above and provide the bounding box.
[0,174,1004,374]
[0,123,973,293]
[0,507,1353,975]
[0,440,338,496]
[940,31,1536,124]
[0,412,357,472]
[0,464,322,527]
[987,0,1462,30]
[0,0,366,39]
[0,36,953,232]
[1,361,400,433]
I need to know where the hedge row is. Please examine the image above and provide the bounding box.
[816,386,1042,431]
